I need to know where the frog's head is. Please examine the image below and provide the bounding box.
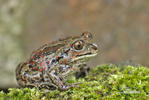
[66,32,98,63]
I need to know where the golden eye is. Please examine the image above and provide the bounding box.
[73,40,84,50]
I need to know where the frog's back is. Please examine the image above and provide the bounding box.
[15,36,73,87]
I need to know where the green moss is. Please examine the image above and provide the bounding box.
[0,64,149,100]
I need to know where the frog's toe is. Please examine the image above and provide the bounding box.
[58,85,74,91]
[71,82,82,88]
[72,82,82,85]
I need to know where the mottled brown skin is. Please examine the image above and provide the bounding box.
[16,32,98,91]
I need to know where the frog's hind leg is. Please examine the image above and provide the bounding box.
[16,62,29,87]
[16,62,44,88]
[48,70,81,91]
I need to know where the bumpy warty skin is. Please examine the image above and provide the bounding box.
[16,32,98,91]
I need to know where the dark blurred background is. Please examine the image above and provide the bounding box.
[0,0,149,88]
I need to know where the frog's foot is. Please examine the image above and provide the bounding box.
[71,82,82,85]
[58,85,73,91]
[58,82,82,91]
[71,82,82,88]
[38,82,58,90]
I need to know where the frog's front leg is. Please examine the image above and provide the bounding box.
[48,69,80,91]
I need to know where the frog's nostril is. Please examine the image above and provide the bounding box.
[91,43,98,51]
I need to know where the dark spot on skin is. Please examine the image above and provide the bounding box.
[24,72,27,76]
[33,55,40,60]
[45,52,51,56]
[54,71,57,76]
[31,80,35,84]
[46,61,50,65]
[47,52,51,55]
[59,77,63,81]
[64,48,70,54]
[16,77,19,81]
[56,56,63,61]
[86,67,90,72]
[29,64,33,68]
[51,59,56,65]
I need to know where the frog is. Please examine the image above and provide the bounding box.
[16,32,98,91]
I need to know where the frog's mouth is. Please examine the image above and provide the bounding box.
[72,52,98,62]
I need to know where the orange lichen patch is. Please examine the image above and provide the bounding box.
[33,67,39,71]
[62,59,67,64]
[40,62,42,66]
[56,56,59,59]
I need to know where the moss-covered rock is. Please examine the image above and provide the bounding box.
[0,64,149,100]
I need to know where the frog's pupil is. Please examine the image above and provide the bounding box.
[74,41,83,50]
[77,42,81,48]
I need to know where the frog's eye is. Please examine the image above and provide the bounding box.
[73,40,84,50]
